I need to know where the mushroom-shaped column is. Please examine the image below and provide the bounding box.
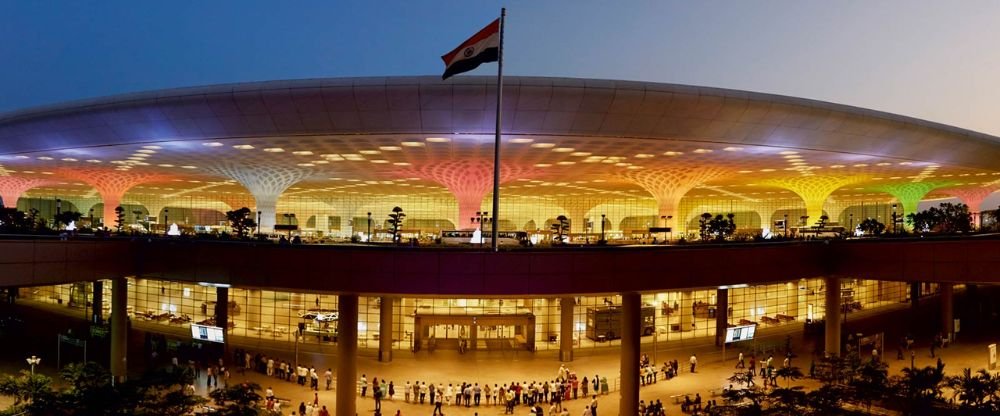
[0,177,57,209]
[622,166,730,231]
[63,197,103,218]
[943,185,999,227]
[870,181,956,224]
[207,164,311,233]
[58,169,172,227]
[824,197,856,225]
[761,175,868,227]
[559,198,610,234]
[217,194,257,212]
[404,160,536,229]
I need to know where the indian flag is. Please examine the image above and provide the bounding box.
[441,18,500,80]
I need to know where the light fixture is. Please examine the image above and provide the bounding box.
[203,142,223,147]
[425,137,451,143]
[233,144,254,150]
[263,147,284,153]
[509,138,533,144]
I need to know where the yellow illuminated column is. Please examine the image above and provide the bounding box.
[762,175,868,227]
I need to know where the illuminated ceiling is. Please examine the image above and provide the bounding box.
[0,76,998,225]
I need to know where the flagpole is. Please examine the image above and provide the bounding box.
[491,7,505,252]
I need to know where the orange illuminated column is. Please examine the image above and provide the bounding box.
[0,177,57,209]
[58,169,173,228]
[623,166,730,235]
[762,175,868,227]
[560,198,610,235]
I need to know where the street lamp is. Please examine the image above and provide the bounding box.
[282,213,295,237]
[784,214,789,238]
[256,210,262,236]
[163,208,169,235]
[471,211,491,245]
[849,213,854,234]
[26,355,40,375]
[367,212,372,243]
[89,208,94,228]
[892,204,898,234]
[55,198,61,216]
[600,214,606,243]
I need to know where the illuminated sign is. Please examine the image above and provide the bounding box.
[190,324,225,343]
[724,324,756,343]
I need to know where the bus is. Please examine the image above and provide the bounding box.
[439,230,529,246]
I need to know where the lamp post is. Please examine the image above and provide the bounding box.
[367,212,372,243]
[26,355,40,375]
[849,213,854,236]
[784,214,789,238]
[283,213,295,237]
[891,204,898,234]
[256,210,262,236]
[55,198,61,216]
[163,208,169,235]
[471,211,491,246]
[89,208,94,228]
[600,214,606,242]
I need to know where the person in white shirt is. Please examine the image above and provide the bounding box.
[267,358,274,376]
[690,354,698,373]
[590,396,598,416]
[405,381,412,402]
[266,386,274,399]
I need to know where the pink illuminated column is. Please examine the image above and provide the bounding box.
[0,177,57,209]
[945,186,999,228]
[58,169,172,228]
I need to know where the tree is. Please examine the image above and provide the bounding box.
[127,366,205,416]
[806,384,848,416]
[775,365,804,388]
[0,370,56,414]
[721,385,766,415]
[947,368,1000,415]
[817,214,829,229]
[208,382,263,416]
[706,213,737,241]
[54,210,83,229]
[699,212,713,240]
[114,206,126,233]
[57,361,121,415]
[387,206,405,244]
[551,215,569,244]
[768,385,807,414]
[905,202,973,234]
[857,218,885,236]
[0,208,32,233]
[848,359,890,414]
[893,362,946,415]
[225,207,257,238]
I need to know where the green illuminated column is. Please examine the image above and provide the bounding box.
[871,181,955,230]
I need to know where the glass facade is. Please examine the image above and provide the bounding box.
[17,276,939,353]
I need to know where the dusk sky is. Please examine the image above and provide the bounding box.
[2,1,999,136]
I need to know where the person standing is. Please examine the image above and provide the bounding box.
[360,374,368,397]
[404,381,412,403]
[389,381,396,401]
[689,354,698,373]
[474,383,482,406]
[419,381,428,404]
[589,396,598,416]
[325,368,333,390]
[736,352,745,369]
[433,390,443,415]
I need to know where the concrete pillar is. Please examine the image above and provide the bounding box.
[215,287,229,347]
[680,290,693,331]
[619,292,641,416]
[92,280,103,324]
[910,281,920,309]
[110,277,128,384]
[560,297,574,362]
[715,288,728,347]
[244,289,261,329]
[379,296,394,362]
[941,283,954,341]
[824,276,841,357]
[337,294,359,416]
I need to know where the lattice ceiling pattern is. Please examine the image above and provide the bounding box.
[1,134,999,216]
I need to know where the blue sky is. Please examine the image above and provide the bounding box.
[2,1,999,136]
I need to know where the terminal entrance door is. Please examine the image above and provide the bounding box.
[413,314,535,352]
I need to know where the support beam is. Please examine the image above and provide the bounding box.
[91,280,103,324]
[337,294,359,416]
[110,277,128,384]
[379,296,394,362]
[910,281,920,309]
[215,287,229,350]
[619,292,640,416]
[824,276,841,357]
[560,296,574,362]
[941,283,954,342]
[715,288,728,347]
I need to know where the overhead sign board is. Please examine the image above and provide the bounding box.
[648,227,672,233]
[190,324,225,343]
[724,324,757,344]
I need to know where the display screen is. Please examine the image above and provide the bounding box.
[725,324,756,343]
[190,324,225,343]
